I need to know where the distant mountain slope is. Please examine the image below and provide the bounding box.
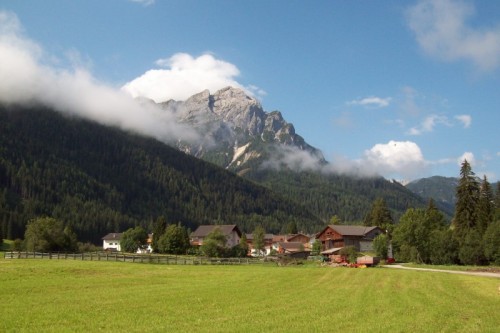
[158,87,440,221]
[0,105,322,243]
[406,176,458,215]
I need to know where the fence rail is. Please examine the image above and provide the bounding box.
[3,251,271,266]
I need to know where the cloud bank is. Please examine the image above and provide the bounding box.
[347,96,392,108]
[407,113,472,135]
[407,0,500,71]
[0,11,199,144]
[122,53,264,103]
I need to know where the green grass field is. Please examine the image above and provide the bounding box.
[0,258,499,332]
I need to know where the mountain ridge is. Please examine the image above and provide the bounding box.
[0,105,322,242]
[159,86,325,171]
[154,87,442,221]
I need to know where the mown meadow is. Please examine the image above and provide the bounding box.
[0,258,499,332]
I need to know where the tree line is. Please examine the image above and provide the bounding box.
[368,160,500,265]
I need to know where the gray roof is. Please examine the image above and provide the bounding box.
[102,233,122,241]
[329,225,380,237]
[321,247,343,255]
[279,242,307,250]
[191,225,241,238]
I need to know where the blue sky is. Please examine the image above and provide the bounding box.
[0,0,499,181]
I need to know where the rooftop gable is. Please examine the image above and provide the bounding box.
[102,233,122,241]
[191,225,242,238]
[317,225,382,238]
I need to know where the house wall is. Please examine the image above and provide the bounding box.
[359,240,374,252]
[103,240,121,251]
[288,234,310,244]
[318,227,344,250]
[226,231,240,248]
[365,228,383,240]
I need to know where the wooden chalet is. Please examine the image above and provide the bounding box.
[245,233,274,256]
[316,225,383,252]
[190,225,242,247]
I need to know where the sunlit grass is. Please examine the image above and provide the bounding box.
[0,260,499,332]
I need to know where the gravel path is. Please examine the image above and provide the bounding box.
[382,264,500,279]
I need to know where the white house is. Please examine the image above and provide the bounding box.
[102,233,122,251]
[101,232,153,253]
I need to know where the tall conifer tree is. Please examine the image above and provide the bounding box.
[477,175,494,234]
[453,160,480,239]
[364,198,394,234]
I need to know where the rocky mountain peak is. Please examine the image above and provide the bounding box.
[159,86,324,170]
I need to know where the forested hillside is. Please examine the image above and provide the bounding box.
[406,176,458,215]
[0,106,322,243]
[246,169,431,223]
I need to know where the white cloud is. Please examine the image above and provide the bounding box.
[455,114,472,128]
[408,113,474,135]
[0,11,199,144]
[261,145,324,172]
[360,140,428,179]
[407,0,500,71]
[122,53,265,102]
[458,151,475,167]
[407,114,451,135]
[129,0,155,6]
[320,141,430,180]
[348,96,392,108]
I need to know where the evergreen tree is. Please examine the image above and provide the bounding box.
[426,198,446,228]
[495,182,500,221]
[286,221,298,234]
[252,226,266,257]
[151,216,167,253]
[364,198,394,234]
[453,160,480,239]
[477,176,494,235]
[483,219,500,265]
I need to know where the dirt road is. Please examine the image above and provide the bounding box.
[382,264,500,279]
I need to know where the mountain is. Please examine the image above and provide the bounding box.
[159,87,325,172]
[0,105,322,243]
[158,87,435,221]
[406,176,458,216]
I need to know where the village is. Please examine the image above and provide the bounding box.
[102,224,387,266]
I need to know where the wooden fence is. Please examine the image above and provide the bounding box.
[3,251,271,266]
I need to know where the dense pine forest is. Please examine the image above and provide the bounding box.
[245,168,434,223]
[0,106,322,243]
